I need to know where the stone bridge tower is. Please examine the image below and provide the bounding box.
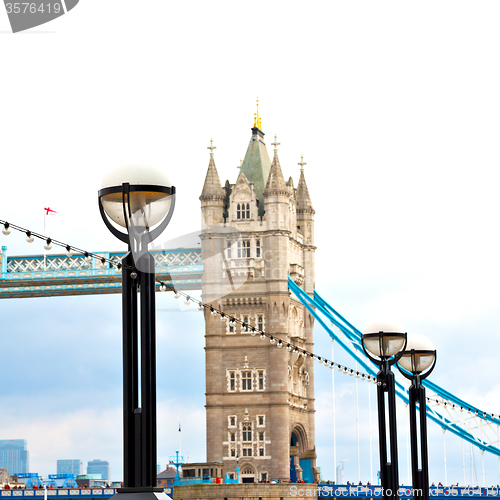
[199,111,317,484]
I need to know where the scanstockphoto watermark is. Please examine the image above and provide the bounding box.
[128,224,313,304]
[3,0,79,33]
[290,485,425,497]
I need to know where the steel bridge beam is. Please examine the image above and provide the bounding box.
[0,247,203,299]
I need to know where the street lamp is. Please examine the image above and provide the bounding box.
[397,334,437,500]
[98,163,175,500]
[362,320,407,500]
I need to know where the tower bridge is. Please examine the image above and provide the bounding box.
[1,107,500,487]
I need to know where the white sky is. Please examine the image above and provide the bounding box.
[1,0,500,486]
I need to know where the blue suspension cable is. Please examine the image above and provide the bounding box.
[288,278,500,456]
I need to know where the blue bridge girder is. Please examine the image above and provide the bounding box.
[0,247,202,299]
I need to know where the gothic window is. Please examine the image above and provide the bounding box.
[237,204,241,219]
[242,448,252,457]
[259,448,264,457]
[237,240,250,258]
[258,315,264,331]
[259,432,264,441]
[290,307,298,337]
[241,315,249,333]
[242,423,252,442]
[230,449,235,458]
[228,322,234,334]
[229,416,236,427]
[257,415,265,427]
[241,371,252,391]
[256,240,261,258]
[258,370,265,391]
[230,433,235,442]
[228,371,236,391]
[246,203,250,219]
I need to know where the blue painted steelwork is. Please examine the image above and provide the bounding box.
[0,247,202,298]
[48,476,78,489]
[169,452,183,485]
[0,489,116,499]
[288,277,500,457]
[173,477,211,486]
[25,479,43,489]
[317,484,500,498]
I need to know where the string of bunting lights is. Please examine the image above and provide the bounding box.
[425,396,500,420]
[6,218,500,421]
[1,218,380,384]
[6,217,500,423]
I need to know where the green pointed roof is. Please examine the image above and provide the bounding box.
[237,127,271,215]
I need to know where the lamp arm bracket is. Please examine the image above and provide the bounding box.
[98,197,129,244]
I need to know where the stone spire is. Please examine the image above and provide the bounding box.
[200,139,225,201]
[296,155,314,212]
[263,137,287,197]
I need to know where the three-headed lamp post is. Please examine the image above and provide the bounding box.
[397,334,437,500]
[98,164,175,500]
[361,321,407,500]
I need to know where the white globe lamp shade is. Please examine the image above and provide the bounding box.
[398,333,436,374]
[362,319,406,359]
[100,163,174,229]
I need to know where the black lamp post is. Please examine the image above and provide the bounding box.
[397,334,437,500]
[98,164,175,500]
[362,321,407,500]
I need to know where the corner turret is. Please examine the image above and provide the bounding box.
[200,139,226,228]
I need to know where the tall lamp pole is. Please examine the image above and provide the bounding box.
[361,321,407,500]
[98,163,176,500]
[397,334,437,500]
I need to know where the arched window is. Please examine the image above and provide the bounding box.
[258,316,263,331]
[241,371,252,391]
[258,370,264,391]
[242,424,252,441]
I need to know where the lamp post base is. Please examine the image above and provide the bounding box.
[112,488,171,500]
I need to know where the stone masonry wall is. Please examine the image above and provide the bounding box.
[172,483,318,500]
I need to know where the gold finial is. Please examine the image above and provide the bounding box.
[237,158,242,169]
[298,155,306,172]
[207,138,216,158]
[271,134,280,151]
[253,97,262,130]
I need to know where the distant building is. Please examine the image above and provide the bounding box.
[0,440,29,475]
[57,459,82,476]
[87,460,109,481]
[156,467,177,487]
[0,468,11,485]
[76,475,107,488]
